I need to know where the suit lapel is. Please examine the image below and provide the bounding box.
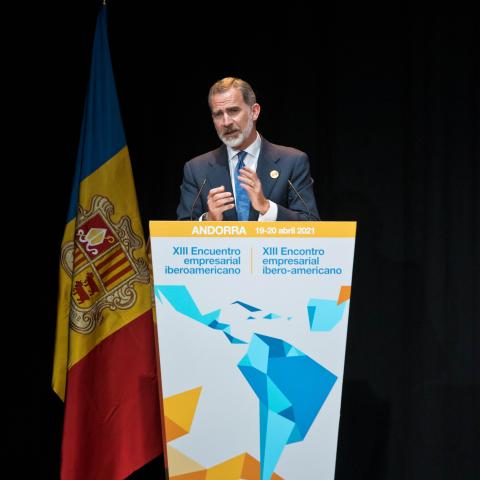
[208,146,237,221]
[251,139,280,219]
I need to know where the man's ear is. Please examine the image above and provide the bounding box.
[252,103,261,121]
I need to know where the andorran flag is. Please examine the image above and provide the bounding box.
[53,6,163,479]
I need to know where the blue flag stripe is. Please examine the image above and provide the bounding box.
[67,7,126,222]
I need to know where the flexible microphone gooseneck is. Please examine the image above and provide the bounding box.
[190,177,207,221]
[288,178,313,221]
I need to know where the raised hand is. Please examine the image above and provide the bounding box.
[206,186,235,221]
[238,167,270,215]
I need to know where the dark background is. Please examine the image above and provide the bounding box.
[13,3,478,479]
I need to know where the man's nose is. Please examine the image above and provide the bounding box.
[222,113,233,126]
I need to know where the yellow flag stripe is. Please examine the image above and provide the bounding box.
[53,147,152,400]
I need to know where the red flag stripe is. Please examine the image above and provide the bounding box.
[98,255,129,279]
[61,311,162,480]
[95,246,123,270]
[104,265,134,288]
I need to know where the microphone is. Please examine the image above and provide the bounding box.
[288,178,314,221]
[190,177,207,221]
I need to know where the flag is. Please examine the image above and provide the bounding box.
[53,6,163,479]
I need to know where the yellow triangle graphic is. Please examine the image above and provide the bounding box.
[164,386,202,441]
[337,285,351,305]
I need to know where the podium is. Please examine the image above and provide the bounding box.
[150,221,356,480]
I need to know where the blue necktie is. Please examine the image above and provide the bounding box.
[234,150,251,221]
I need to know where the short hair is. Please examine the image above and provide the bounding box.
[208,77,256,108]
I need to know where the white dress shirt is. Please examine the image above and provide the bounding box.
[201,133,278,221]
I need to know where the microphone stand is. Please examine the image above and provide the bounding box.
[190,178,207,221]
[288,179,313,221]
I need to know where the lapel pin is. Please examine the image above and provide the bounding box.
[270,170,279,179]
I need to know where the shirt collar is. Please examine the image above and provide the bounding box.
[227,132,262,162]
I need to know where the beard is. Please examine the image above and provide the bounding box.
[218,114,254,148]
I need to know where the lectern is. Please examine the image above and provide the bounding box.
[150,221,356,480]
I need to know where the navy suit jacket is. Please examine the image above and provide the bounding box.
[176,138,320,221]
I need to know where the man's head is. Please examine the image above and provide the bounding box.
[208,77,260,149]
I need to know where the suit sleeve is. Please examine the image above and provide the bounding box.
[176,161,204,220]
[276,153,320,221]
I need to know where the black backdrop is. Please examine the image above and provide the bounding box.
[14,3,478,479]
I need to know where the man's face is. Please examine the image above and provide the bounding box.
[210,88,260,148]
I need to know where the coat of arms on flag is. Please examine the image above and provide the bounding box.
[61,195,150,334]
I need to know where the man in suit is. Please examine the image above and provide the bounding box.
[176,77,319,221]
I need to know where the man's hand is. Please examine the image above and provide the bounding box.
[238,167,270,214]
[206,186,234,221]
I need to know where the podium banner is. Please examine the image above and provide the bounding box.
[150,221,356,480]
